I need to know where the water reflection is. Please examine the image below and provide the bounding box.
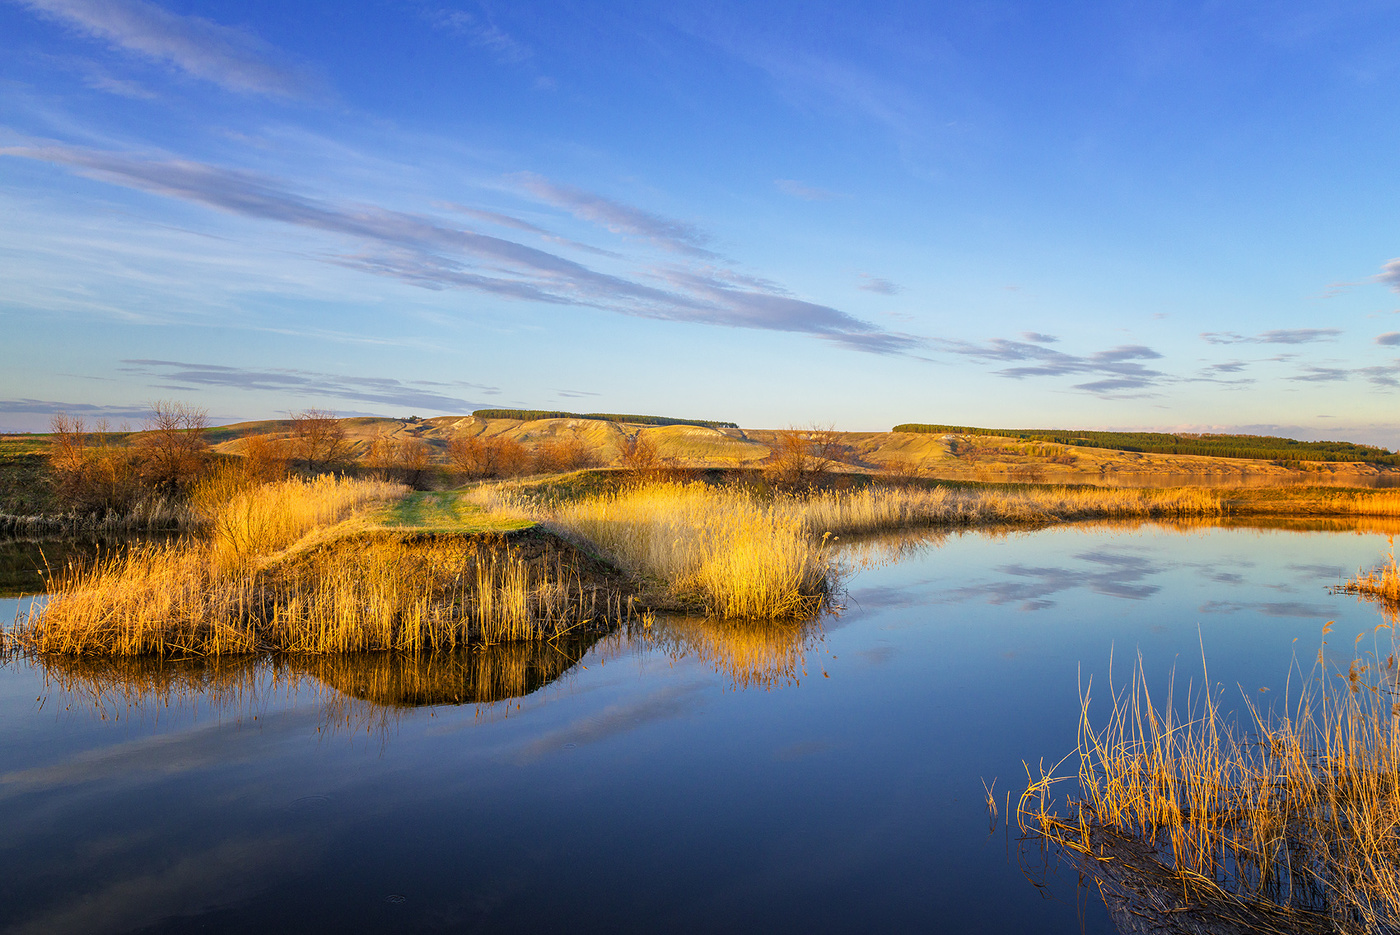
[33,635,607,727]
[638,615,825,690]
[0,535,171,598]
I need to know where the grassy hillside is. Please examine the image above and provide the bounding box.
[893,423,1398,465]
[471,409,737,429]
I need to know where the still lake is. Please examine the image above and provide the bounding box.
[1,520,1396,934]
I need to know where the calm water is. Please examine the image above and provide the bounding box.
[1,521,1397,934]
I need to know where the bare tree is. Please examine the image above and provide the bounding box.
[137,400,210,492]
[533,437,593,474]
[619,433,661,479]
[290,409,350,473]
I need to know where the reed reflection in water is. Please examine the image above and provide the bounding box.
[634,614,825,690]
[34,634,607,727]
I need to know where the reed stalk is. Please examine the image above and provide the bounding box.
[1022,650,1400,932]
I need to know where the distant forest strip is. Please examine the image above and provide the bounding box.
[473,409,739,429]
[891,423,1400,465]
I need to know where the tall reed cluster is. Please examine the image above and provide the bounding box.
[1022,656,1400,932]
[478,482,831,619]
[197,474,404,570]
[19,477,616,655]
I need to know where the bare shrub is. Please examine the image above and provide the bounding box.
[241,433,290,482]
[765,425,840,488]
[290,408,350,473]
[367,435,433,488]
[47,415,143,512]
[532,437,593,474]
[619,433,660,478]
[136,401,210,493]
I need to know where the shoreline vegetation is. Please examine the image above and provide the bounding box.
[7,404,1400,658]
[1021,651,1400,933]
[1018,555,1400,934]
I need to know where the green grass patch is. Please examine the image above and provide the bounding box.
[371,491,534,534]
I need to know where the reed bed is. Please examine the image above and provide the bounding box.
[792,483,1223,536]
[476,482,831,619]
[0,497,192,538]
[1228,488,1400,518]
[19,477,623,655]
[1022,655,1400,933]
[19,535,617,655]
[470,480,1220,619]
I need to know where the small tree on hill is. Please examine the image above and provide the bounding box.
[290,409,350,473]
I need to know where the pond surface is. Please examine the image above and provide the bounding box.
[1,520,1397,934]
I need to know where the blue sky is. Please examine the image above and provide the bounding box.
[4,0,1400,443]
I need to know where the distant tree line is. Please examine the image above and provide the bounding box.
[892,423,1400,465]
[472,409,738,429]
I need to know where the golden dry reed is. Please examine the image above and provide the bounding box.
[476,482,831,619]
[197,474,405,571]
[1022,650,1400,932]
[793,483,1223,536]
[1337,538,1400,609]
[20,477,616,655]
[21,536,610,655]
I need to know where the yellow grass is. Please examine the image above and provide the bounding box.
[201,474,405,571]
[475,481,831,619]
[793,483,1223,536]
[19,535,611,655]
[1022,652,1400,932]
[1337,539,1400,609]
[20,477,621,655]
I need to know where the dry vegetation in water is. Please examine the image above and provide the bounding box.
[473,482,832,619]
[18,476,626,656]
[1021,649,1400,934]
[468,480,1222,619]
[1336,539,1400,612]
[791,483,1222,535]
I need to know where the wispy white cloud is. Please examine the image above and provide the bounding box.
[857,274,902,295]
[117,359,493,409]
[1379,257,1400,290]
[422,5,531,65]
[513,172,717,257]
[936,337,1167,397]
[1202,328,1342,344]
[1377,332,1400,346]
[15,0,319,97]
[0,142,919,355]
[1285,361,1400,387]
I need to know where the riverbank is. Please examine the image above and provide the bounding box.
[15,472,1400,657]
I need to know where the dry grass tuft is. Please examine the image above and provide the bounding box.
[1022,650,1400,933]
[19,535,618,655]
[474,481,832,619]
